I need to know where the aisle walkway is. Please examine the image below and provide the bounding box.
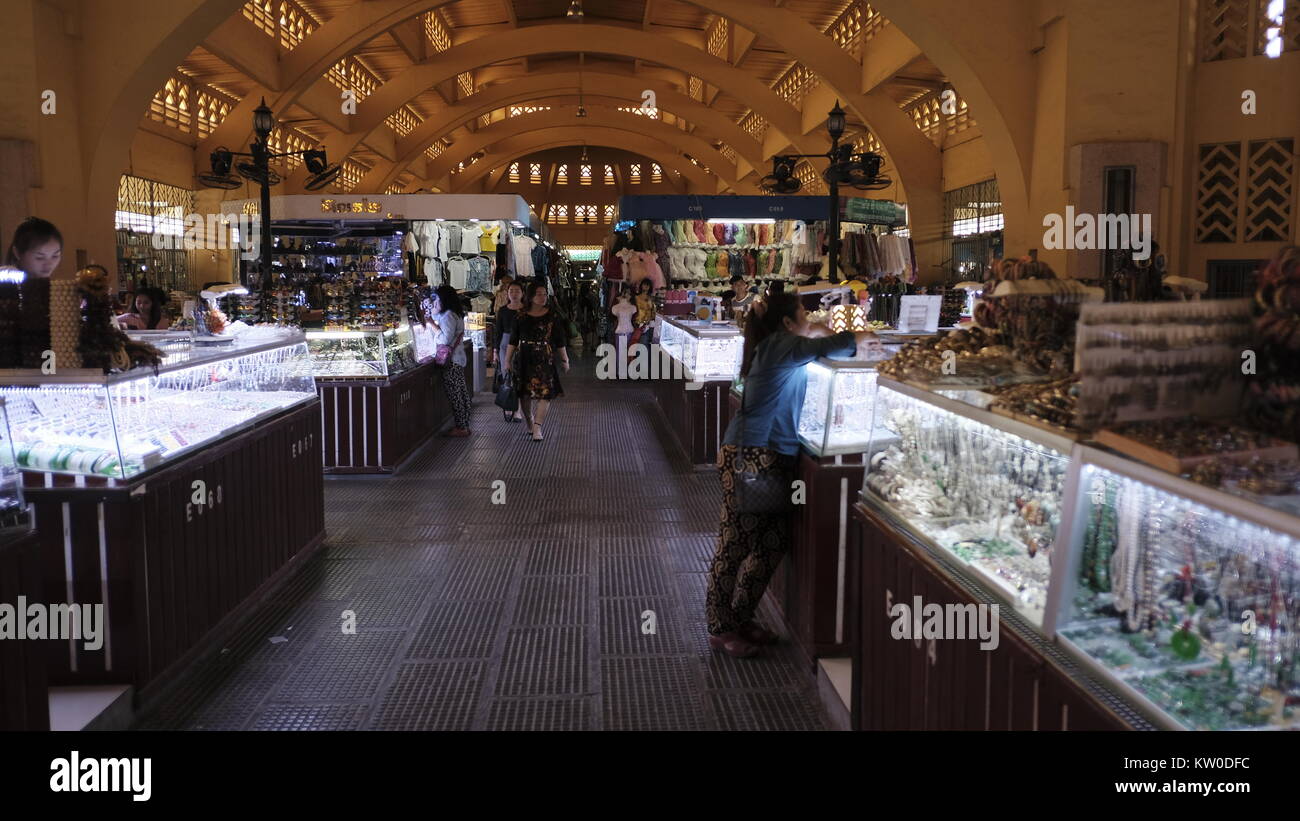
[138,354,827,731]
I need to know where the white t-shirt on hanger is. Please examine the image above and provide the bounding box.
[461,224,483,253]
[446,257,470,289]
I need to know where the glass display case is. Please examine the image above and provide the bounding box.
[1049,446,1300,730]
[305,323,426,379]
[658,316,743,382]
[0,398,32,537]
[0,331,315,480]
[861,379,1076,627]
[798,360,887,456]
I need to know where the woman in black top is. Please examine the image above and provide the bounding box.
[506,281,570,442]
[493,280,526,422]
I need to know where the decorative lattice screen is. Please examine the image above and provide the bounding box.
[1245,138,1294,241]
[1197,142,1244,242]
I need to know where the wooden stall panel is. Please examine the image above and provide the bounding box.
[0,532,49,730]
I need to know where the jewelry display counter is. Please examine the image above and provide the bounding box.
[1049,446,1300,731]
[306,324,447,473]
[849,499,1140,730]
[0,337,325,699]
[0,398,44,730]
[652,317,743,466]
[861,378,1074,628]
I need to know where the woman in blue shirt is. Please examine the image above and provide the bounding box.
[708,284,877,658]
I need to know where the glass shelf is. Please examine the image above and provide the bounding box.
[657,316,743,382]
[0,331,316,480]
[860,379,1074,628]
[1050,446,1300,731]
[305,323,428,379]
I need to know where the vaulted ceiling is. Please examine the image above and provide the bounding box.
[146,1,975,199]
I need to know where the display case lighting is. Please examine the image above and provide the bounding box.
[706,218,775,224]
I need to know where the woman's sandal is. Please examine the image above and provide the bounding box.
[708,632,759,659]
[739,621,778,646]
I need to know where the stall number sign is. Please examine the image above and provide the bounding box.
[898,295,942,333]
[320,198,383,214]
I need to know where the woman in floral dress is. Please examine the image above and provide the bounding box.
[506,280,570,441]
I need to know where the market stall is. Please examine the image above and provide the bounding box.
[0,327,323,698]
[837,262,1300,730]
[651,315,744,466]
[221,194,543,472]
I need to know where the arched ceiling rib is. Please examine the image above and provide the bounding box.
[420,109,743,191]
[358,71,764,192]
[429,131,719,194]
[274,23,818,191]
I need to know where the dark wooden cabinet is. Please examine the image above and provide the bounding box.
[22,401,326,701]
[768,451,865,671]
[653,377,732,465]
[317,361,447,474]
[850,502,1133,731]
[0,530,48,730]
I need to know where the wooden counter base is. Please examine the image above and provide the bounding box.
[23,400,326,699]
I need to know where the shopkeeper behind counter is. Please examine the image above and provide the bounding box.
[6,217,63,279]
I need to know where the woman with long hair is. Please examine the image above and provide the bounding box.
[6,217,63,279]
[431,284,473,437]
[493,279,526,422]
[118,287,171,330]
[505,280,570,442]
[707,284,877,658]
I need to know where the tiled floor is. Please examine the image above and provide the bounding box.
[135,355,827,731]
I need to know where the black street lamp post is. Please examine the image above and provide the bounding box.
[758,101,891,284]
[198,97,341,291]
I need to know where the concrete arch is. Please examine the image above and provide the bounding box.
[379,108,738,194]
[275,24,817,191]
[360,71,765,192]
[425,131,722,194]
[423,119,751,194]
[857,0,1036,253]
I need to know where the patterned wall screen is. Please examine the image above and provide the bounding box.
[1201,0,1250,60]
[1196,142,1243,242]
[1245,138,1294,241]
[1196,140,1295,243]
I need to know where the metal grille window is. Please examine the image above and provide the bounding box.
[707,17,729,60]
[1256,0,1300,55]
[426,141,446,162]
[509,163,521,183]
[268,127,312,171]
[580,164,593,185]
[548,205,569,224]
[556,164,569,185]
[617,106,659,119]
[604,165,615,184]
[575,205,598,224]
[739,112,769,143]
[795,161,824,194]
[149,76,192,133]
[689,76,703,101]
[717,143,737,163]
[530,162,542,183]
[942,179,1003,280]
[457,71,474,99]
[386,106,420,138]
[651,163,663,183]
[603,204,616,223]
[243,0,277,36]
[338,160,367,192]
[509,105,551,116]
[385,182,405,195]
[773,63,819,107]
[629,163,642,184]
[327,57,379,101]
[115,175,195,291]
[278,1,315,50]
[424,10,452,52]
[194,87,235,139]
